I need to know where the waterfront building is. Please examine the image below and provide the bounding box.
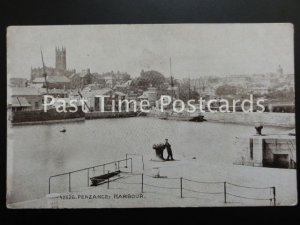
[247,85,269,95]
[9,78,28,88]
[10,87,43,111]
[69,69,97,89]
[81,88,127,112]
[137,85,158,107]
[113,80,133,93]
[137,93,148,101]
[39,88,69,98]
[267,102,295,113]
[146,85,158,105]
[9,97,32,112]
[103,75,114,88]
[32,75,71,89]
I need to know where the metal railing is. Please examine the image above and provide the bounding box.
[48,157,132,194]
[109,173,277,206]
[48,157,277,206]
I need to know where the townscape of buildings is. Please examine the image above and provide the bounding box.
[8,47,295,113]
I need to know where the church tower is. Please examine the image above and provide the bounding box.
[55,46,66,71]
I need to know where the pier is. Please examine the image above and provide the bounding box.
[235,130,296,169]
[8,155,278,208]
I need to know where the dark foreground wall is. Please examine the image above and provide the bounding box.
[12,106,85,123]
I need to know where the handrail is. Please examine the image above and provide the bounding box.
[49,157,132,194]
[49,158,131,178]
[108,174,277,206]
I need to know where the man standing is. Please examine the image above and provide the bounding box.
[165,139,174,160]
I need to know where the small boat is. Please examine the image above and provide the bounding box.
[60,128,66,132]
[90,170,121,186]
[159,110,205,122]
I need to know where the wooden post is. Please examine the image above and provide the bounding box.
[125,154,128,168]
[272,187,276,206]
[224,182,227,203]
[107,170,110,189]
[69,173,71,192]
[141,173,144,193]
[87,169,89,186]
[180,177,183,198]
[49,177,51,194]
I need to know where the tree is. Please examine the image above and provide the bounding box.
[215,84,238,96]
[132,70,166,90]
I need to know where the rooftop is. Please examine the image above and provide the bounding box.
[114,91,126,96]
[39,88,68,94]
[11,87,41,96]
[11,97,31,107]
[47,76,70,83]
[81,88,113,98]
[33,76,70,83]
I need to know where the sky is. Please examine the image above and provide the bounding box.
[7,24,294,80]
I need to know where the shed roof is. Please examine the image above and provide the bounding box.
[81,88,113,98]
[138,93,148,99]
[12,96,31,107]
[47,76,70,83]
[114,91,126,96]
[11,87,41,96]
[32,77,46,83]
[33,76,70,83]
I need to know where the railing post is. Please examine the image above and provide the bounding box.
[49,157,134,195]
[87,169,89,186]
[141,173,144,193]
[272,187,276,206]
[180,177,183,198]
[49,177,51,194]
[107,170,110,189]
[69,173,71,192]
[125,154,128,168]
[224,182,227,203]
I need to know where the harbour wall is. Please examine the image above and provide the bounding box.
[11,106,85,124]
[11,117,85,126]
[203,112,295,128]
[234,134,296,169]
[85,111,137,119]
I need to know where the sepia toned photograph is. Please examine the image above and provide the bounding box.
[6,24,296,208]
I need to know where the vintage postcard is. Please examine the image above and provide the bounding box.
[7,24,296,208]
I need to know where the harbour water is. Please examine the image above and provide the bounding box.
[7,118,291,204]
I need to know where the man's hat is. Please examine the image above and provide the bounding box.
[165,138,168,141]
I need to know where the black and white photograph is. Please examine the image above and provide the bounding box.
[6,24,296,208]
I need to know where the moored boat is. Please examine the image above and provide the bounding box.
[159,109,205,122]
